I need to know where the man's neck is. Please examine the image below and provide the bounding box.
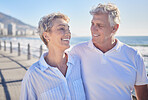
[94,39,117,53]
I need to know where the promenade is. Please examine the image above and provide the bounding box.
[0,50,38,100]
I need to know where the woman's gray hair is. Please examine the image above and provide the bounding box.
[90,3,120,27]
[38,12,70,45]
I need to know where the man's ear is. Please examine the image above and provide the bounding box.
[112,24,119,33]
[43,32,49,41]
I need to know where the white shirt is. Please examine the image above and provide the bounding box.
[70,39,148,100]
[20,52,85,100]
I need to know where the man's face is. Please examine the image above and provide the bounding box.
[91,13,114,45]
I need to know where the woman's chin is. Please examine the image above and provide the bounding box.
[61,44,70,51]
[65,45,70,49]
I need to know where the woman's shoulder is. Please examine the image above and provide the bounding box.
[22,61,40,82]
[28,61,40,73]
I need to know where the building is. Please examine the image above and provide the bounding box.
[3,28,8,35]
[25,29,35,35]
[8,23,16,36]
[0,22,4,35]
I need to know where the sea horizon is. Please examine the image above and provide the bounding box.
[0,35,148,74]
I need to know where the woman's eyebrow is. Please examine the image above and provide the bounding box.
[58,24,69,28]
[58,24,66,27]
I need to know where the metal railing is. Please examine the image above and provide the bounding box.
[0,40,45,60]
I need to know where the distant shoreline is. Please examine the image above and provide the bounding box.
[0,35,40,38]
[1,35,148,38]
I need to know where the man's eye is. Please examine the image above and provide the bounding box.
[97,24,100,27]
[97,24,103,28]
[60,28,65,30]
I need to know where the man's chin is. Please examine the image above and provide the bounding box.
[92,38,98,43]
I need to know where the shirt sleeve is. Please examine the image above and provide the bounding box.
[135,51,148,85]
[20,75,37,100]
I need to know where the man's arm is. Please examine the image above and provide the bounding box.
[134,84,148,100]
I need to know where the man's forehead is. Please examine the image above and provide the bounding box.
[92,14,109,22]
[93,13,108,18]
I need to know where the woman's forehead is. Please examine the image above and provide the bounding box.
[52,18,68,27]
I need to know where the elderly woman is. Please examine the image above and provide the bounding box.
[20,13,85,100]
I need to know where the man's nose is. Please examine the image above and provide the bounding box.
[92,25,98,31]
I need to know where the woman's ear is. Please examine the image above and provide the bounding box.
[43,32,50,41]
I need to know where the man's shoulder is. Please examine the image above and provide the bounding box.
[68,53,80,61]
[120,42,139,56]
[69,41,90,56]
[72,41,89,49]
[122,43,137,52]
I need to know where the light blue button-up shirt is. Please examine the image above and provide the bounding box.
[20,52,85,100]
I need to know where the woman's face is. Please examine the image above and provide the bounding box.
[46,18,71,50]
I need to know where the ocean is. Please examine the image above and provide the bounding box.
[0,36,148,74]
[0,36,148,96]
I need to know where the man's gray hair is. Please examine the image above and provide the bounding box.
[90,3,120,27]
[38,12,70,45]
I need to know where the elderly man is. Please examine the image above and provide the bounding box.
[70,3,148,100]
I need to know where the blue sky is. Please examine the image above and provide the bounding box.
[0,0,148,36]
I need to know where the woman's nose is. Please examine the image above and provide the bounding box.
[65,30,71,35]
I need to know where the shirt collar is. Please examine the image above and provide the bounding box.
[39,52,75,72]
[88,39,122,52]
[88,40,96,49]
[112,39,122,52]
[39,52,51,72]
[66,51,75,65]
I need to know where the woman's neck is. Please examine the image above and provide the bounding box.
[45,47,68,76]
[45,46,68,69]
